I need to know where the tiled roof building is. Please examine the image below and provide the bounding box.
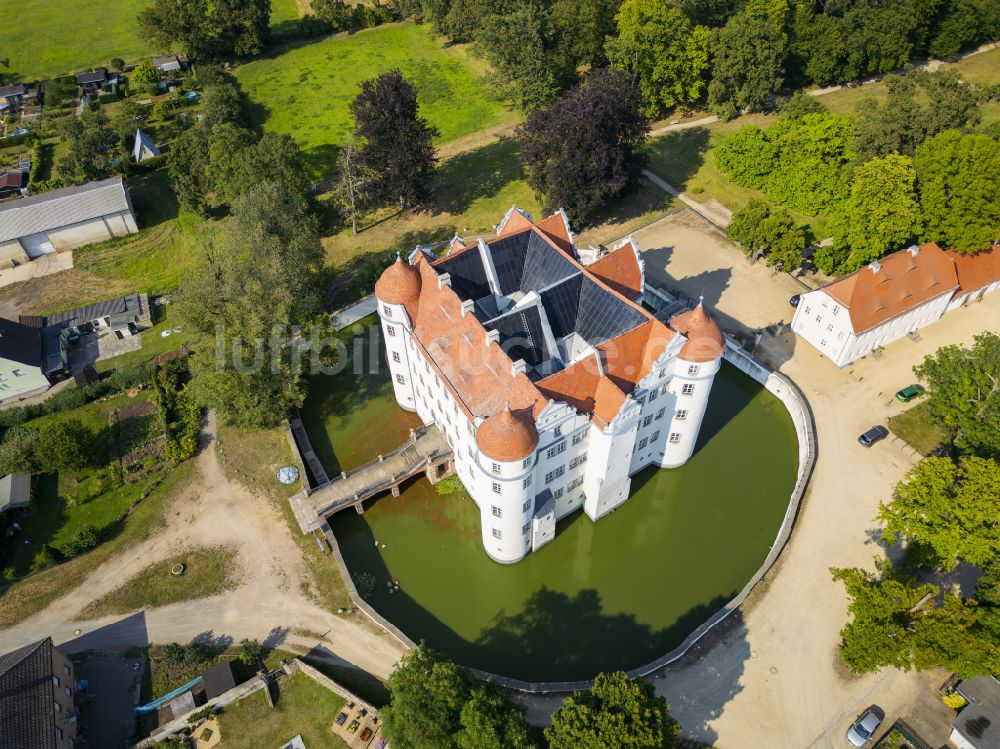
[376,208,724,563]
[0,638,77,749]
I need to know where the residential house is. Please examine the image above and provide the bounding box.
[0,472,31,513]
[152,54,185,73]
[791,242,1000,367]
[0,169,27,199]
[949,675,1000,749]
[0,316,54,401]
[133,128,160,162]
[0,176,138,267]
[0,637,78,749]
[0,83,27,114]
[75,69,109,93]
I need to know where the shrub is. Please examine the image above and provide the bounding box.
[131,60,159,86]
[0,427,38,475]
[237,638,263,666]
[36,419,98,473]
[158,642,187,665]
[63,525,100,556]
[110,58,126,72]
[435,475,464,495]
[30,545,56,572]
[943,691,969,710]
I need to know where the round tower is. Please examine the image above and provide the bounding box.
[473,403,538,564]
[374,256,421,412]
[662,302,725,468]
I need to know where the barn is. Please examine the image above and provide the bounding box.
[0,176,138,266]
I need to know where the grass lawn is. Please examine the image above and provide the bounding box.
[217,672,349,749]
[0,459,195,629]
[236,22,518,179]
[215,421,349,611]
[888,400,948,456]
[0,392,169,579]
[78,545,239,618]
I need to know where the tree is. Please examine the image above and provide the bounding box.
[546,671,680,749]
[209,130,308,204]
[915,130,1000,254]
[63,525,100,556]
[381,644,471,749]
[131,60,160,86]
[840,0,917,81]
[605,0,711,117]
[59,109,124,184]
[727,199,807,271]
[0,428,38,476]
[836,154,923,270]
[333,136,379,234]
[138,0,270,60]
[779,92,827,119]
[474,0,567,111]
[311,0,355,30]
[182,183,325,427]
[200,82,245,129]
[214,0,271,57]
[517,69,648,224]
[707,9,786,117]
[929,0,1000,58]
[550,0,619,70]
[168,125,212,215]
[878,457,1000,570]
[237,638,263,666]
[110,57,127,72]
[350,71,437,209]
[913,332,1000,459]
[36,419,96,472]
[455,685,533,749]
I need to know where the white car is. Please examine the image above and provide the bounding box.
[846,708,883,746]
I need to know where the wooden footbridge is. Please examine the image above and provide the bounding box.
[289,424,454,534]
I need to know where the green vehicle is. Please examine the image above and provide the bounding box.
[895,384,925,403]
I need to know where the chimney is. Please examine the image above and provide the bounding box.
[460,299,475,317]
[908,244,920,257]
[485,330,500,347]
[511,359,527,376]
[869,261,881,274]
[437,272,451,289]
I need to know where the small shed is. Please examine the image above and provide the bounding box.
[153,55,184,73]
[133,129,160,162]
[0,473,31,512]
[201,660,237,701]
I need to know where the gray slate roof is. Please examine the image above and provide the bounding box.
[0,472,31,512]
[0,176,132,243]
[0,638,57,749]
[956,676,1000,749]
[0,84,27,98]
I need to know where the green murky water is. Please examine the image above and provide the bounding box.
[303,320,798,682]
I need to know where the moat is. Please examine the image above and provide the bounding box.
[302,320,798,682]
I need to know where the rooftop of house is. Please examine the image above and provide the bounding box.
[19,292,148,331]
[949,243,1000,296]
[0,84,27,98]
[76,69,107,85]
[378,208,723,430]
[0,316,42,368]
[0,472,31,512]
[0,175,132,243]
[0,637,60,749]
[955,676,1000,749]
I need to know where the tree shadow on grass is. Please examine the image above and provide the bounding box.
[433,138,526,217]
[644,128,712,191]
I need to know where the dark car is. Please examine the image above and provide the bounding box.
[790,294,801,307]
[895,384,925,403]
[335,712,348,726]
[858,425,889,447]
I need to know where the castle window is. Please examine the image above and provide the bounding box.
[658,369,666,378]
[383,305,392,317]
[638,437,648,450]
[554,425,562,437]
[826,324,833,332]
[492,505,502,518]
[523,476,531,488]
[523,457,531,468]
[546,441,567,459]
[642,415,653,427]
[522,523,530,535]
[649,390,657,402]
[492,482,501,494]
[492,462,501,474]
[650,431,660,442]
[815,315,822,324]
[572,432,584,445]
[687,364,700,375]
[392,351,401,363]
[804,306,811,315]
[675,409,688,420]
[669,433,681,443]
[386,325,396,337]
[553,488,564,499]
[492,528,502,539]
[833,306,840,315]
[682,384,695,395]
[396,374,405,385]
[656,408,666,420]
[523,499,531,511]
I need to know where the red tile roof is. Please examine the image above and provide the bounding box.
[587,244,643,299]
[374,257,421,319]
[669,303,725,363]
[822,243,959,334]
[948,245,1000,296]
[535,212,575,257]
[476,403,539,461]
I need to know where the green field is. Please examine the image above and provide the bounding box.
[237,22,517,178]
[1,0,302,81]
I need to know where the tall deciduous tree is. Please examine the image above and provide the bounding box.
[727,199,807,271]
[517,69,648,224]
[37,420,97,472]
[878,456,1000,569]
[350,71,437,209]
[707,7,787,117]
[546,671,680,749]
[915,131,1000,254]
[168,125,212,215]
[138,0,270,60]
[836,154,923,270]
[550,0,619,70]
[605,0,711,117]
[456,686,534,749]
[913,332,1000,459]
[333,136,379,235]
[59,109,125,184]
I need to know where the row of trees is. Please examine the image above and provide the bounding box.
[834,332,1000,677]
[416,0,999,117]
[381,644,681,748]
[720,72,998,273]
[139,0,272,61]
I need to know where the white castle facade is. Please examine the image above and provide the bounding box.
[375,208,725,564]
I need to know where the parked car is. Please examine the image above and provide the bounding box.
[895,384,925,403]
[789,294,801,307]
[360,727,374,742]
[846,707,883,746]
[335,712,348,726]
[858,425,889,447]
